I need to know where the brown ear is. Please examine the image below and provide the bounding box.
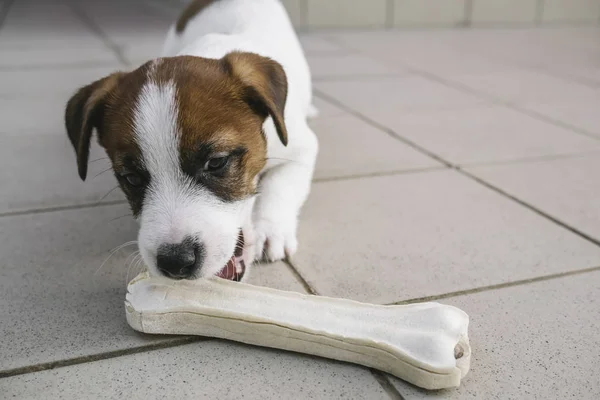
[64,73,123,180]
[222,52,289,146]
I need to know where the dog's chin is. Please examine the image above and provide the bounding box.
[213,231,247,282]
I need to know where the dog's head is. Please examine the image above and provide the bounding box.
[65,54,288,280]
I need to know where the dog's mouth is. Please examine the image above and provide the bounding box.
[216,232,246,282]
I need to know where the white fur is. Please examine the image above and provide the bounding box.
[133,75,249,279]
[152,0,318,273]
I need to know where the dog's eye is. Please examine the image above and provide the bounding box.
[124,173,143,187]
[204,155,229,172]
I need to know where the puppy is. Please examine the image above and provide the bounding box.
[64,0,318,281]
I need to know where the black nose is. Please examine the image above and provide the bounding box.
[156,240,204,279]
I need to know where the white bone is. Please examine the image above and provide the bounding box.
[125,272,471,390]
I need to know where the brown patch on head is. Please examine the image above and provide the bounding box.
[64,62,152,216]
[65,52,288,213]
[150,53,288,201]
[175,0,219,34]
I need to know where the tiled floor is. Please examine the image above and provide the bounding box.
[1,0,600,399]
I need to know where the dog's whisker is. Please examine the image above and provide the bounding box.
[126,254,143,284]
[109,213,132,223]
[124,250,141,270]
[92,167,113,180]
[94,241,138,276]
[265,157,297,163]
[89,157,109,164]
[97,186,120,203]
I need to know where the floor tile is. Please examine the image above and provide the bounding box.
[300,35,347,54]
[521,101,600,138]
[292,170,600,303]
[448,69,600,105]
[0,98,66,135]
[308,53,402,79]
[390,270,600,399]
[467,153,600,241]
[371,106,600,165]
[0,46,120,68]
[328,31,519,75]
[0,205,303,371]
[315,76,490,116]
[0,136,124,213]
[310,96,346,119]
[0,65,124,98]
[0,341,389,400]
[246,261,306,293]
[310,115,440,180]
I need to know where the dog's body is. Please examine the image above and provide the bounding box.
[65,0,317,281]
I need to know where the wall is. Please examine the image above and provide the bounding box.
[279,0,600,30]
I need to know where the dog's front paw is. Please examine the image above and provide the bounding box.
[253,217,298,262]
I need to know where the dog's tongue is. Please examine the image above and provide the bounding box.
[216,233,245,281]
[217,257,238,280]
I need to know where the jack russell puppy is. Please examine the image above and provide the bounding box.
[65,0,318,282]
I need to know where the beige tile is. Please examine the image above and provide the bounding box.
[522,101,600,138]
[0,205,303,371]
[292,170,600,303]
[471,0,537,23]
[371,106,600,165]
[310,115,440,180]
[280,0,305,27]
[246,261,306,293]
[0,135,125,213]
[307,0,387,28]
[1,341,389,399]
[394,0,466,26]
[327,30,521,75]
[308,53,401,78]
[315,76,490,115]
[448,69,600,105]
[468,153,600,241]
[391,271,600,399]
[542,0,600,22]
[0,65,123,98]
[300,35,346,53]
[0,47,120,68]
[310,96,347,119]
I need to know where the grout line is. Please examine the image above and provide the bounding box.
[387,265,600,305]
[322,35,600,142]
[371,370,406,400]
[4,264,599,379]
[299,0,308,31]
[385,0,395,30]
[0,337,204,379]
[0,168,451,220]
[535,0,545,24]
[283,258,319,295]
[0,200,128,219]
[312,166,447,184]
[458,167,600,247]
[65,1,130,66]
[0,0,16,32]
[313,89,453,167]
[406,70,600,143]
[456,149,600,169]
[463,0,473,27]
[0,61,125,72]
[313,89,600,251]
[313,73,407,82]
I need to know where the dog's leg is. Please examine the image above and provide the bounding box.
[253,123,318,262]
